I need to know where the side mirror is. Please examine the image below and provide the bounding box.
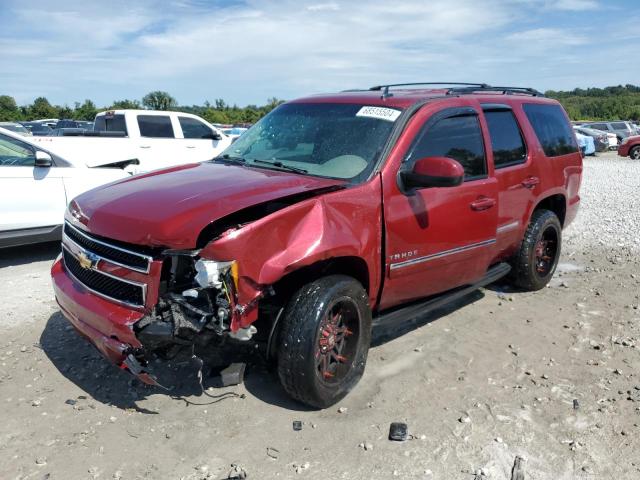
[400,156,464,191]
[35,151,53,167]
[203,131,223,140]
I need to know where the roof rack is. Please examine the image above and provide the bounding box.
[368,82,544,99]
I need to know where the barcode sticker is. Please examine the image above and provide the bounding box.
[356,106,401,122]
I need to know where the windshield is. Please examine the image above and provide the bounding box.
[221,103,402,182]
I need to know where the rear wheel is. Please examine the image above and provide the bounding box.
[277,275,371,408]
[630,145,640,160]
[510,209,562,291]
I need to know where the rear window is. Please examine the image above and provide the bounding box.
[137,115,174,138]
[94,114,128,135]
[523,104,578,157]
[484,110,527,168]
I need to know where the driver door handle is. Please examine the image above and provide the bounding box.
[521,176,540,189]
[140,145,151,149]
[470,196,496,211]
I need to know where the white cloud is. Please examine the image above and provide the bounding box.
[0,0,636,106]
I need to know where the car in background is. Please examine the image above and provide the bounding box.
[21,122,54,136]
[573,126,610,152]
[581,121,635,141]
[77,121,94,130]
[618,135,640,160]
[0,122,32,136]
[575,131,595,156]
[0,127,130,248]
[51,128,89,136]
[221,127,248,141]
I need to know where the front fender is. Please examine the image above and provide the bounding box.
[200,179,382,329]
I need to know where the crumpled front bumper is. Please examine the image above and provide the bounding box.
[51,257,159,385]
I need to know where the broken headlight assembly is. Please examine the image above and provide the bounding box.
[134,253,240,355]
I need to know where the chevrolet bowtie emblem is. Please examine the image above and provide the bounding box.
[77,251,99,270]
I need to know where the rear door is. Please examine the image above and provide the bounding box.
[380,102,498,309]
[481,104,538,257]
[136,114,180,170]
[0,133,66,232]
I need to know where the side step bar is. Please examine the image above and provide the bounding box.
[372,262,511,330]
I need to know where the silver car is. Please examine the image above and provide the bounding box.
[581,121,635,141]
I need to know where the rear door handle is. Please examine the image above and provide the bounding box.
[470,196,496,211]
[186,145,196,149]
[140,145,151,149]
[521,176,540,189]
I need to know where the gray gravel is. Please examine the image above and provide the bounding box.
[564,152,640,255]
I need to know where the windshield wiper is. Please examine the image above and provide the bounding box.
[252,159,308,174]
[213,154,247,166]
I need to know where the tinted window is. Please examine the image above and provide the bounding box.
[0,134,35,166]
[523,104,578,157]
[94,114,128,135]
[179,116,213,139]
[588,123,608,131]
[484,110,527,168]
[407,114,486,179]
[611,122,628,130]
[137,115,174,138]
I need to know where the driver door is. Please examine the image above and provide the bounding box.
[380,105,498,309]
[0,133,66,232]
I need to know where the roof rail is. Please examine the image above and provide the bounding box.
[368,82,544,98]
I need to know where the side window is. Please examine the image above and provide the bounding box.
[523,104,578,157]
[137,115,174,138]
[0,134,36,166]
[611,122,628,130]
[484,110,527,168]
[179,116,214,139]
[590,123,608,131]
[407,114,486,179]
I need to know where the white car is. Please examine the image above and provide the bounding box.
[32,110,232,174]
[0,127,130,248]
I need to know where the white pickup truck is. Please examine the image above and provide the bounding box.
[32,110,232,173]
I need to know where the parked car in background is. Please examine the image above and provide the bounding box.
[55,119,82,129]
[32,110,232,174]
[222,127,248,141]
[21,122,54,136]
[51,128,89,136]
[573,126,609,152]
[77,121,94,130]
[0,122,32,136]
[0,127,130,248]
[575,131,595,156]
[618,135,640,160]
[581,121,635,141]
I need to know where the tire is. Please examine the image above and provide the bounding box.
[510,209,562,291]
[277,275,372,408]
[630,146,640,160]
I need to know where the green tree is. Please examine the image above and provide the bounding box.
[142,91,177,110]
[0,95,21,121]
[29,97,58,119]
[73,100,98,120]
[109,99,141,109]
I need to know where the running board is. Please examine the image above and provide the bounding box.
[372,262,511,330]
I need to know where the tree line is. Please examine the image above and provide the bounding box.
[0,91,284,125]
[1,85,639,125]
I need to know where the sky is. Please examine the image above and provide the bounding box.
[1,0,639,107]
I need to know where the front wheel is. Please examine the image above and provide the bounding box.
[510,209,562,291]
[277,275,372,408]
[630,145,640,160]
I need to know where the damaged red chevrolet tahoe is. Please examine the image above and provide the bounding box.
[52,83,582,408]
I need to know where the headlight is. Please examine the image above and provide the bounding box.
[194,259,238,289]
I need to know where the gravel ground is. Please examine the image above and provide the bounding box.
[1,152,639,480]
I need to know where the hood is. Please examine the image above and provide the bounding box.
[71,162,344,248]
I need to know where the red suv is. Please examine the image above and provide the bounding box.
[52,83,582,408]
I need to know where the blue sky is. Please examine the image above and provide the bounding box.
[1,0,639,107]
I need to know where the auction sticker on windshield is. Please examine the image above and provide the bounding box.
[356,106,401,122]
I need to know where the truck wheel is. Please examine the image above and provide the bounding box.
[630,146,640,160]
[277,275,371,408]
[511,209,562,291]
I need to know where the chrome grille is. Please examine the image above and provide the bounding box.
[63,222,151,273]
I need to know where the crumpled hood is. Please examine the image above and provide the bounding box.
[71,162,344,248]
